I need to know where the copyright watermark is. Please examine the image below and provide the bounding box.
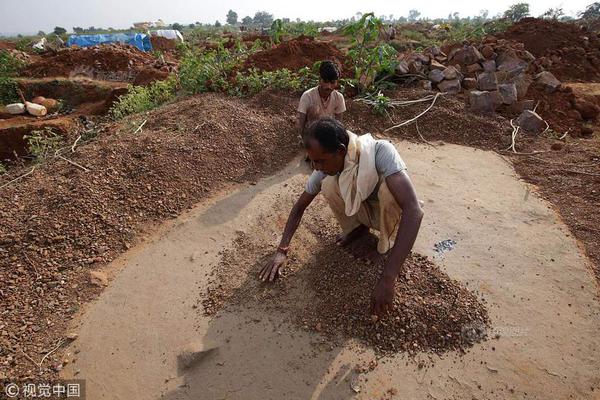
[1,380,85,399]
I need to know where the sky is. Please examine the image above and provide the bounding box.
[0,0,593,35]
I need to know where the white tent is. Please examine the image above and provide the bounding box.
[150,30,184,42]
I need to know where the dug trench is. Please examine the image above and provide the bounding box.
[1,91,599,399]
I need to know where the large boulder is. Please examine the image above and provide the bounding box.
[469,90,495,113]
[516,110,546,133]
[535,71,561,93]
[498,83,518,105]
[510,99,535,114]
[477,71,498,91]
[438,78,461,94]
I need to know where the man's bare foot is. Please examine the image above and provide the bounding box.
[336,224,370,246]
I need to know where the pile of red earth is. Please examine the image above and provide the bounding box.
[499,17,600,82]
[0,92,299,380]
[22,43,176,85]
[202,206,489,356]
[150,36,178,51]
[244,35,352,76]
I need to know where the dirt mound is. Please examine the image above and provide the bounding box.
[202,205,489,356]
[0,40,16,50]
[0,92,299,380]
[500,18,600,81]
[150,36,178,51]
[22,44,175,84]
[244,36,351,76]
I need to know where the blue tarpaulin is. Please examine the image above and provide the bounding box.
[66,33,153,52]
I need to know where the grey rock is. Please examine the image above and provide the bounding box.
[429,59,445,71]
[535,71,561,93]
[477,71,498,91]
[482,60,496,72]
[462,77,478,90]
[498,83,518,105]
[428,69,444,83]
[421,80,432,91]
[466,63,483,74]
[437,78,461,94]
[516,110,546,133]
[442,66,459,80]
[451,45,484,65]
[496,50,528,72]
[469,90,495,113]
[510,73,533,99]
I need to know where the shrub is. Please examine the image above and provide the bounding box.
[109,75,178,119]
[24,128,63,161]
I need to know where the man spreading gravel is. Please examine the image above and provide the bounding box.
[260,118,424,317]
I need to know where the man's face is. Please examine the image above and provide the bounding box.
[318,79,338,98]
[306,138,346,176]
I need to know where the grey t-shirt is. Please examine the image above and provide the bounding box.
[305,140,407,197]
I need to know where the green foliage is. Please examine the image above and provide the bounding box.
[109,75,178,119]
[53,26,67,35]
[179,45,243,94]
[232,67,318,96]
[503,3,530,22]
[579,2,600,19]
[0,77,20,104]
[227,10,238,25]
[24,128,63,161]
[253,11,274,27]
[343,13,398,92]
[540,7,564,19]
[0,50,24,76]
[371,92,392,116]
[0,162,6,174]
[271,19,284,44]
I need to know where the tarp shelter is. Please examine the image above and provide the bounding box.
[66,33,153,52]
[150,30,184,42]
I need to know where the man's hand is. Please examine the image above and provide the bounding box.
[259,251,287,282]
[371,276,395,316]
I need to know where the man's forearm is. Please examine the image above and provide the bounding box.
[381,207,423,281]
[279,206,305,248]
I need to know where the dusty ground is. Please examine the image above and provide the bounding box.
[60,143,600,399]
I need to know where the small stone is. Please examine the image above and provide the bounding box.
[429,59,445,71]
[66,333,79,340]
[498,83,518,105]
[551,143,563,151]
[466,63,483,74]
[462,78,477,90]
[437,78,461,94]
[469,90,495,114]
[573,99,599,120]
[421,80,432,91]
[442,66,459,80]
[482,60,496,73]
[516,110,546,133]
[481,45,494,59]
[535,71,561,93]
[477,71,498,91]
[428,69,444,83]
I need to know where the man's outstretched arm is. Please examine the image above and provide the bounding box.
[371,171,424,316]
[260,191,316,282]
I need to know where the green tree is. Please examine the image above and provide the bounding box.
[37,31,45,36]
[227,10,238,25]
[408,9,421,22]
[171,22,183,31]
[53,26,67,35]
[242,16,253,25]
[215,20,222,27]
[73,27,83,33]
[503,3,530,22]
[579,2,600,19]
[540,7,564,19]
[253,11,274,27]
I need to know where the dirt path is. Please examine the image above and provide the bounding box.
[61,141,600,399]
